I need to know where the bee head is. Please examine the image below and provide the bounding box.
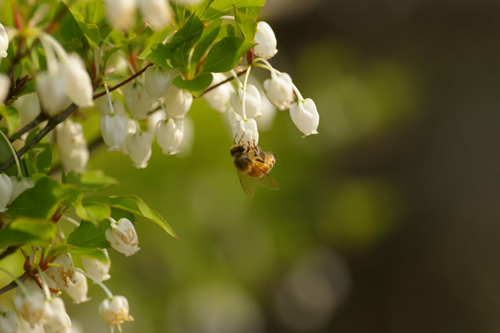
[230,144,246,156]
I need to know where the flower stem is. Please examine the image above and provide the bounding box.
[0,129,22,177]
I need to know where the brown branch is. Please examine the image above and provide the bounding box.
[0,272,28,295]
[93,63,153,100]
[0,245,20,261]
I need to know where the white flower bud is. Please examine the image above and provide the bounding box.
[203,73,233,113]
[105,218,140,256]
[146,110,166,136]
[0,310,18,333]
[56,120,86,157]
[290,98,319,137]
[43,297,71,333]
[60,146,88,173]
[263,72,294,110]
[82,249,111,283]
[254,21,278,59]
[105,0,137,31]
[230,84,262,119]
[140,0,173,30]
[0,23,8,58]
[9,176,34,203]
[0,74,9,103]
[99,295,134,331]
[37,69,71,116]
[0,174,13,212]
[14,93,41,128]
[60,54,94,108]
[156,118,184,155]
[100,113,128,151]
[124,81,152,120]
[45,253,76,289]
[126,131,153,168]
[64,271,90,304]
[144,66,175,101]
[163,85,192,119]
[233,118,259,145]
[14,281,46,328]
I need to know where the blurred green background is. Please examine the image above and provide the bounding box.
[68,0,500,332]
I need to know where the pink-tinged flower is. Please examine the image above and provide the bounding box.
[254,21,278,59]
[99,295,134,333]
[290,98,319,137]
[230,84,262,119]
[105,218,140,256]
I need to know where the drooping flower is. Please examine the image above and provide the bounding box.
[64,271,90,304]
[0,74,10,103]
[0,23,8,58]
[99,295,134,333]
[125,131,153,168]
[289,98,319,137]
[105,0,137,31]
[163,85,193,119]
[263,72,294,111]
[14,280,46,328]
[144,66,175,101]
[146,110,167,136]
[14,93,41,128]
[56,120,86,157]
[233,118,259,145]
[203,73,233,113]
[0,174,13,213]
[0,309,18,333]
[43,297,71,333]
[105,218,140,256]
[59,146,89,173]
[156,118,184,155]
[60,54,94,108]
[140,0,173,30]
[82,249,111,283]
[37,68,71,115]
[123,81,152,120]
[100,113,128,151]
[230,84,262,119]
[254,21,278,59]
[9,176,34,203]
[44,253,76,289]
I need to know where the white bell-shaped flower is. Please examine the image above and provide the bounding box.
[123,81,152,120]
[125,131,153,168]
[254,21,278,59]
[43,297,71,333]
[105,0,137,31]
[0,174,13,213]
[9,176,34,203]
[60,54,94,108]
[290,98,319,137]
[14,93,41,128]
[263,72,294,111]
[44,253,76,289]
[119,118,139,154]
[100,113,128,151]
[64,271,90,304]
[144,66,175,101]
[0,310,18,333]
[60,146,88,173]
[146,110,166,136]
[56,120,86,157]
[14,281,46,328]
[156,118,184,155]
[105,218,140,256]
[233,118,259,145]
[0,74,9,103]
[82,249,111,283]
[99,295,134,332]
[141,0,173,30]
[230,84,262,119]
[0,23,8,58]
[203,73,233,113]
[163,85,192,119]
[37,69,71,116]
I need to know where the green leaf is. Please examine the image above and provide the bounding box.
[0,217,57,248]
[201,0,266,21]
[0,105,20,136]
[55,244,108,262]
[64,170,118,191]
[52,2,87,53]
[173,73,213,97]
[24,135,52,176]
[201,37,255,73]
[75,202,111,225]
[7,176,82,219]
[234,6,257,41]
[67,220,111,248]
[191,18,222,67]
[144,43,172,69]
[84,195,177,238]
[71,11,101,47]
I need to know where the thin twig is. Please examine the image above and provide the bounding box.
[196,68,248,99]
[93,63,153,100]
[0,272,28,295]
[0,245,20,261]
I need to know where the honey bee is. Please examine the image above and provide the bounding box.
[230,142,280,197]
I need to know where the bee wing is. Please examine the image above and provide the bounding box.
[256,173,280,191]
[237,171,258,198]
